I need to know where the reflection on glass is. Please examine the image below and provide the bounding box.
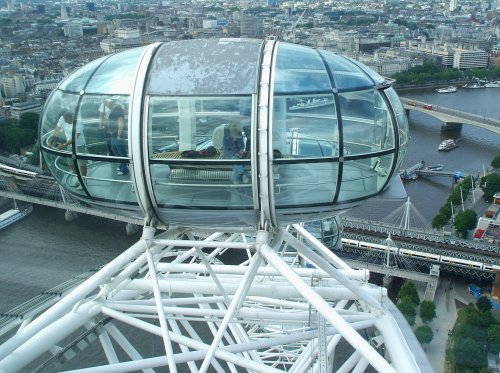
[339,89,394,156]
[274,44,331,93]
[58,56,106,93]
[272,94,338,158]
[85,47,145,94]
[41,91,80,148]
[83,160,137,203]
[319,51,374,91]
[274,162,338,206]
[338,154,394,202]
[43,152,85,195]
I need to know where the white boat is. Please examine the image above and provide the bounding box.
[0,204,33,230]
[438,139,458,151]
[485,81,500,88]
[436,86,457,93]
[463,82,484,89]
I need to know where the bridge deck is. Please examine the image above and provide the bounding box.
[401,97,500,135]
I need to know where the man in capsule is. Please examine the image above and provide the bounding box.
[47,111,87,190]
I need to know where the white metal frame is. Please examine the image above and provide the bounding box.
[0,224,423,372]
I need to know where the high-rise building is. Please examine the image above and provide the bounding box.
[240,16,263,38]
[61,5,69,20]
[449,0,458,11]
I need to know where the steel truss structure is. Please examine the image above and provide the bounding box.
[0,224,426,373]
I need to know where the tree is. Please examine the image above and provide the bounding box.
[398,282,420,306]
[419,300,436,323]
[397,298,417,326]
[492,154,500,169]
[415,325,433,345]
[476,296,492,313]
[480,173,500,202]
[487,324,500,353]
[432,213,449,229]
[454,209,477,238]
[19,112,40,132]
[454,337,487,369]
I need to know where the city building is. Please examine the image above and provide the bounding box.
[100,37,143,54]
[0,74,25,98]
[450,0,458,12]
[453,48,488,69]
[490,43,500,67]
[63,22,84,38]
[10,100,42,119]
[240,16,263,38]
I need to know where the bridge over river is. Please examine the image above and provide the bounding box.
[400,97,500,135]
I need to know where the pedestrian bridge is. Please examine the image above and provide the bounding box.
[400,97,500,135]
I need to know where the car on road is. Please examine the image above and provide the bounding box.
[423,104,433,110]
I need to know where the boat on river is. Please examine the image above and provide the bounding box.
[463,82,484,89]
[438,139,458,151]
[485,81,500,88]
[0,203,33,230]
[436,86,457,93]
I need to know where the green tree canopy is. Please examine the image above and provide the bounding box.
[480,173,500,202]
[19,112,40,132]
[492,154,500,169]
[476,296,492,313]
[419,300,437,323]
[454,209,477,238]
[454,337,487,369]
[487,324,500,354]
[432,212,449,229]
[415,325,433,345]
[0,119,37,154]
[398,282,420,306]
[397,297,417,326]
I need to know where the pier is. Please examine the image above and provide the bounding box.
[399,161,463,181]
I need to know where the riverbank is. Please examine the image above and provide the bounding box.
[395,80,469,92]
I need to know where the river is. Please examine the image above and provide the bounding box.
[0,87,499,313]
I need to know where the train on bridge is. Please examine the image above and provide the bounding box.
[341,237,500,273]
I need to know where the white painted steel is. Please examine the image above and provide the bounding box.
[129,43,161,222]
[258,243,398,373]
[257,40,275,228]
[0,225,425,373]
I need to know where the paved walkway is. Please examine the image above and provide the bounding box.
[424,278,457,373]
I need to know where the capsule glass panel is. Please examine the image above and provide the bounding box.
[43,152,85,195]
[338,153,394,202]
[148,96,253,209]
[85,47,146,95]
[58,56,107,93]
[319,51,374,91]
[273,162,338,207]
[83,160,137,204]
[41,91,80,149]
[339,89,394,156]
[384,87,409,170]
[77,94,130,157]
[274,43,331,93]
